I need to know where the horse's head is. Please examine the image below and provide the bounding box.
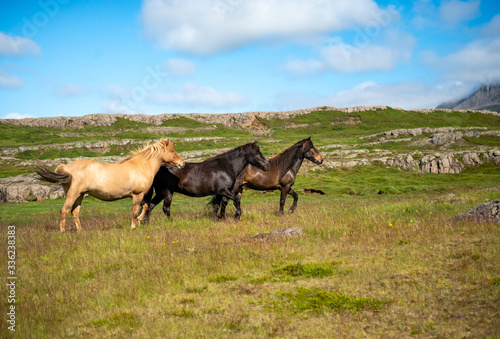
[246,141,270,171]
[302,137,323,165]
[160,139,185,169]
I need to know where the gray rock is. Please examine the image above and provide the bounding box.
[419,154,464,173]
[462,152,482,166]
[430,132,463,145]
[250,227,303,240]
[450,199,500,224]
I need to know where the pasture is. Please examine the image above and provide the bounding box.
[1,167,499,338]
[1,107,499,337]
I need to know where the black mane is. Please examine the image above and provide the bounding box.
[269,138,311,176]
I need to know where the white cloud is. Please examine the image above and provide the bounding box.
[2,112,35,119]
[52,83,87,97]
[100,100,141,115]
[439,0,480,26]
[285,30,415,74]
[422,38,500,84]
[0,68,23,89]
[162,58,196,77]
[141,0,385,54]
[279,81,474,110]
[411,0,480,29]
[483,14,500,37]
[149,83,248,107]
[0,32,40,56]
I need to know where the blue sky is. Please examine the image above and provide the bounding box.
[1,0,499,119]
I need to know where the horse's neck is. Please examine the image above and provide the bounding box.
[147,154,165,174]
[232,154,250,175]
[288,153,305,175]
[274,146,304,176]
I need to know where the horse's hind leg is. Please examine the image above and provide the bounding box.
[219,197,228,218]
[211,195,223,220]
[59,188,82,232]
[71,194,85,231]
[288,188,299,214]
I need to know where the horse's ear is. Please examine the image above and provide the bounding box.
[253,140,258,146]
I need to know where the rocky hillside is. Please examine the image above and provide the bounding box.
[437,83,500,112]
[2,105,498,129]
[1,106,499,203]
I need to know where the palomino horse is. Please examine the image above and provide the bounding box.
[35,139,184,232]
[138,141,270,223]
[219,137,323,219]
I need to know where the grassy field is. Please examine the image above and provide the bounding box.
[1,167,499,338]
[0,108,499,337]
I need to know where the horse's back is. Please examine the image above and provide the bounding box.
[240,163,281,190]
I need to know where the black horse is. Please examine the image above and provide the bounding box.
[218,137,323,219]
[139,141,270,223]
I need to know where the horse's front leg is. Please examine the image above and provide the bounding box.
[288,188,299,214]
[218,188,241,221]
[278,187,290,215]
[131,193,145,230]
[138,186,154,224]
[162,190,174,221]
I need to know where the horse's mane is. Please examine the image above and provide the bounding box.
[205,142,254,161]
[269,138,311,175]
[119,139,170,163]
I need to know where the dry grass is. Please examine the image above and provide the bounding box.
[0,190,499,338]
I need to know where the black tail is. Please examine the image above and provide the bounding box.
[34,161,72,185]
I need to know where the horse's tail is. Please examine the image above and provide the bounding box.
[34,161,72,185]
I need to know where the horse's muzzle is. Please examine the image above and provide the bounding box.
[178,161,186,169]
[315,158,323,165]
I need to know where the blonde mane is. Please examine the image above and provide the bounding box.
[119,139,170,163]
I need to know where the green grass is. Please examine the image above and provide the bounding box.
[0,107,499,337]
[264,286,386,315]
[0,188,499,337]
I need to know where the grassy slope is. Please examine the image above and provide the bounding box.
[0,108,499,337]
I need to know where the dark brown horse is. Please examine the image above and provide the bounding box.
[219,137,323,219]
[138,141,270,223]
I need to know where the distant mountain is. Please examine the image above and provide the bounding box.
[437,83,500,112]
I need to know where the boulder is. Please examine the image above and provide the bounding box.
[387,155,416,170]
[430,132,463,145]
[250,227,303,241]
[450,199,500,224]
[419,154,464,173]
[462,152,482,166]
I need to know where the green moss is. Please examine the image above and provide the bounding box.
[87,312,138,329]
[274,261,342,279]
[209,274,238,283]
[265,287,386,315]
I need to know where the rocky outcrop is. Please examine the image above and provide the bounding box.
[0,174,64,203]
[0,107,333,129]
[450,199,500,224]
[430,132,463,145]
[419,153,464,174]
[360,127,488,140]
[3,106,499,130]
[387,155,417,170]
